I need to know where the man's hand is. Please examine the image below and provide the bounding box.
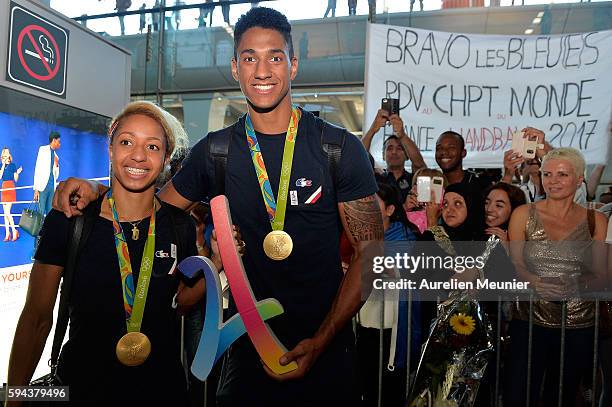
[388,114,406,137]
[52,177,102,218]
[33,190,39,202]
[368,109,389,134]
[262,337,323,381]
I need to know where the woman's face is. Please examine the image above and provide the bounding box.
[485,189,512,227]
[541,158,582,200]
[109,114,168,194]
[442,192,468,228]
[1,149,9,163]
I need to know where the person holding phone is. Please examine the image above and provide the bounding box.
[362,101,426,203]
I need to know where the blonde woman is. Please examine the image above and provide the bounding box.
[505,147,608,407]
[1,147,23,241]
[7,102,209,405]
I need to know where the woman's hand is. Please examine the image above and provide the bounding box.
[424,191,441,228]
[210,225,245,271]
[485,227,508,241]
[16,166,23,175]
[404,190,420,212]
[176,278,205,315]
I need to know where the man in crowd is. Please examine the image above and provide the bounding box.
[435,130,497,191]
[54,7,381,406]
[362,108,426,202]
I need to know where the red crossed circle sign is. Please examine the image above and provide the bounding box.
[16,24,61,81]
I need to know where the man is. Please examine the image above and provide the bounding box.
[33,131,60,218]
[362,108,426,202]
[435,130,497,191]
[115,0,131,36]
[54,7,381,406]
[324,0,337,17]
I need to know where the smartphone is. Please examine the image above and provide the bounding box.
[512,131,538,159]
[416,176,431,203]
[381,98,400,116]
[431,176,444,204]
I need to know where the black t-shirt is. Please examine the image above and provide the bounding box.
[172,110,377,346]
[35,203,196,404]
[381,169,413,202]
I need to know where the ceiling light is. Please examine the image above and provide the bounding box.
[532,17,541,24]
[537,11,544,17]
[524,28,534,34]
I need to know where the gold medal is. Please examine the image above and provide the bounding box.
[262,230,293,260]
[116,332,151,366]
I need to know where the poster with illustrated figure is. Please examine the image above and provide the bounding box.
[0,108,109,384]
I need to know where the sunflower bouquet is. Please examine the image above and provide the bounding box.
[407,237,498,407]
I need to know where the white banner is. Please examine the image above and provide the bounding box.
[364,24,612,168]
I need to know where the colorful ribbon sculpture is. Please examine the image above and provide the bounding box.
[176,195,298,380]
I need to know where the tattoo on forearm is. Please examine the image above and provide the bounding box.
[343,195,384,242]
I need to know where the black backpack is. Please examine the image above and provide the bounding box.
[204,112,347,200]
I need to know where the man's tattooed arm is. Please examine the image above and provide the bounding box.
[309,195,384,355]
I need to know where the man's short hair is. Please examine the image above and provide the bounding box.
[382,135,407,156]
[233,7,294,59]
[49,131,60,143]
[438,130,465,150]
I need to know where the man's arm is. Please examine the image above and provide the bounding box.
[266,195,383,381]
[587,164,605,201]
[361,109,388,152]
[54,178,197,218]
[158,180,198,211]
[389,114,426,173]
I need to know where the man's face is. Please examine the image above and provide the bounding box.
[383,138,407,169]
[50,138,61,150]
[435,134,465,172]
[231,27,297,112]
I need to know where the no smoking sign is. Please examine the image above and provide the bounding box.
[7,2,69,97]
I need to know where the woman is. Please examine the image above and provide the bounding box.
[504,147,608,407]
[483,182,526,242]
[7,101,221,405]
[357,182,420,407]
[1,147,23,241]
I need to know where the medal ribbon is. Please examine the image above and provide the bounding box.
[245,106,301,231]
[107,190,156,333]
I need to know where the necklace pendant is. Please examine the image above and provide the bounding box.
[131,225,140,240]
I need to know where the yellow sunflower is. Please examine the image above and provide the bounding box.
[449,313,476,335]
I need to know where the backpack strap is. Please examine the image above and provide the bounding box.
[206,123,235,199]
[206,114,345,200]
[50,195,103,369]
[316,117,346,197]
